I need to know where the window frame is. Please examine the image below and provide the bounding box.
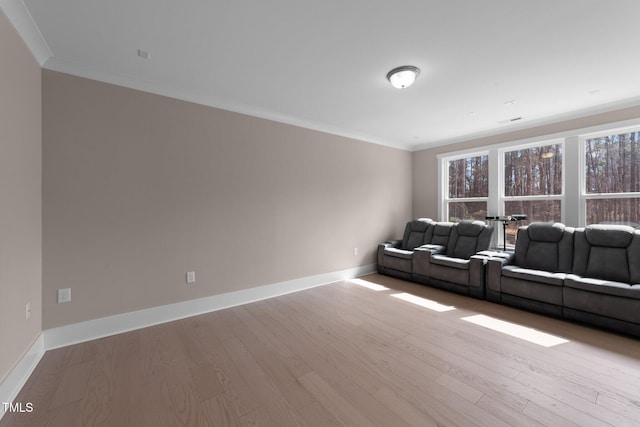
[579,126,640,227]
[499,138,566,224]
[439,139,565,249]
[440,150,490,222]
[436,118,640,238]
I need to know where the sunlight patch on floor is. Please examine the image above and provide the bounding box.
[391,293,456,312]
[461,314,569,347]
[348,278,390,291]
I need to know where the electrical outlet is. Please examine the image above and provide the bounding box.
[57,288,71,303]
[186,271,196,284]
[353,247,359,256]
[26,303,31,320]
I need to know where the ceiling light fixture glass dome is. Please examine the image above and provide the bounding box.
[386,66,420,89]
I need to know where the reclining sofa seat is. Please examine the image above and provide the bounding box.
[564,224,640,336]
[486,222,574,316]
[377,218,434,280]
[421,220,494,299]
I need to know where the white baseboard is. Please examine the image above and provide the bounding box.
[44,264,375,350]
[0,333,44,419]
[1,264,376,419]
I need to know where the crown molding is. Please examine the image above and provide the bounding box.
[1,0,51,65]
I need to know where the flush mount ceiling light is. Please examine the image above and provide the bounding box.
[386,66,420,89]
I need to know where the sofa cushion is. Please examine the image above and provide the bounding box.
[402,218,433,250]
[383,247,413,260]
[573,226,637,282]
[524,241,559,272]
[501,265,566,287]
[431,223,454,247]
[585,224,634,248]
[515,222,573,273]
[565,274,640,299]
[382,252,412,272]
[448,221,484,259]
[451,235,481,259]
[456,220,484,237]
[528,222,565,242]
[430,254,470,270]
[586,247,630,283]
[501,276,563,305]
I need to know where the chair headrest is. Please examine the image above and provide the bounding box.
[408,218,433,232]
[456,220,486,237]
[585,224,634,248]
[527,222,565,242]
[433,222,454,235]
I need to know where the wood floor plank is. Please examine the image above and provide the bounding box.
[521,400,583,427]
[331,377,412,427]
[4,273,640,426]
[221,337,307,426]
[514,370,628,426]
[203,346,261,419]
[129,381,175,427]
[189,363,225,402]
[435,373,484,404]
[475,394,543,427]
[373,387,439,427]
[298,371,375,427]
[48,360,93,410]
[170,383,207,427]
[200,393,244,427]
[596,393,640,423]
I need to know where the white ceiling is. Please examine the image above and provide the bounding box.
[6,0,640,150]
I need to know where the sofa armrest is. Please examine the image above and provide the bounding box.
[417,244,446,254]
[377,240,403,267]
[381,239,402,248]
[477,250,514,262]
[486,253,515,293]
[469,251,505,291]
[469,255,487,287]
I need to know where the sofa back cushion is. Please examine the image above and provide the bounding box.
[401,218,434,250]
[430,222,454,247]
[447,220,494,259]
[573,225,638,283]
[515,222,573,272]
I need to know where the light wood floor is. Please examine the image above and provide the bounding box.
[4,273,640,426]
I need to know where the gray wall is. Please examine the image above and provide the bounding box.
[42,70,412,329]
[0,10,42,381]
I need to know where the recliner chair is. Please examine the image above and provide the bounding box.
[564,224,640,336]
[417,220,494,299]
[486,222,574,316]
[377,218,434,280]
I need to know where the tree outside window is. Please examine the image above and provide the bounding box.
[584,131,640,228]
[447,154,488,222]
[503,143,563,244]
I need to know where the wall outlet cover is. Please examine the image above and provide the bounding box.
[57,288,71,303]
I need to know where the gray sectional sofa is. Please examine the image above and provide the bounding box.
[379,220,640,338]
[487,223,640,337]
[378,219,494,299]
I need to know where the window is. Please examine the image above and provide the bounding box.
[583,130,640,228]
[445,154,488,221]
[502,142,563,244]
[437,119,640,248]
[441,142,564,249]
